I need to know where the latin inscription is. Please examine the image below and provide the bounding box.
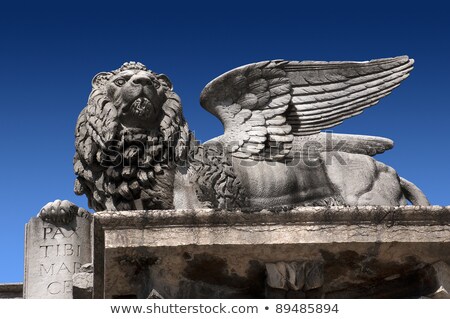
[39,262,81,276]
[25,215,91,298]
[47,280,73,295]
[40,244,81,257]
[31,224,88,296]
[43,226,80,239]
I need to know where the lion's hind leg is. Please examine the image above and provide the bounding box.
[325,152,407,206]
[352,160,407,206]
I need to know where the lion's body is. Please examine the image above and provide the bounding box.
[173,147,410,210]
[233,152,408,208]
[324,152,408,206]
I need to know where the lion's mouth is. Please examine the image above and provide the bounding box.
[118,95,163,129]
[127,97,155,119]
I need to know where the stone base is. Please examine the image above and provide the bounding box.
[0,283,23,299]
[93,206,450,299]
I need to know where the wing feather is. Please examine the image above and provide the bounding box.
[200,56,413,159]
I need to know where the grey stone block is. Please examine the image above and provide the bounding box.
[93,206,450,298]
[427,261,450,298]
[24,208,92,298]
[72,263,93,299]
[0,283,23,299]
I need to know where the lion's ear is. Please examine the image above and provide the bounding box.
[157,74,173,91]
[92,72,113,89]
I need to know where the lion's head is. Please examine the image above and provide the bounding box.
[93,61,172,130]
[74,62,191,211]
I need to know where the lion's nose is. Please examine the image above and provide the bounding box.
[132,75,152,86]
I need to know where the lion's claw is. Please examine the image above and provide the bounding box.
[38,199,78,224]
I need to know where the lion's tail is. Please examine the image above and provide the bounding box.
[400,177,430,205]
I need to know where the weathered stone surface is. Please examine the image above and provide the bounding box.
[304,261,324,290]
[427,261,450,298]
[265,260,324,297]
[0,283,23,299]
[266,262,290,290]
[325,263,441,298]
[72,263,94,299]
[93,206,450,298]
[266,261,313,291]
[24,208,92,299]
[147,289,163,299]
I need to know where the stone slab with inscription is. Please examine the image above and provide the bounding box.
[24,203,92,299]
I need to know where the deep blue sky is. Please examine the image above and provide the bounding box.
[0,0,448,283]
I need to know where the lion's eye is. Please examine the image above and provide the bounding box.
[114,78,126,86]
[152,80,160,89]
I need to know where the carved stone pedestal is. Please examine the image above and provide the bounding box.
[93,206,450,299]
[24,209,92,298]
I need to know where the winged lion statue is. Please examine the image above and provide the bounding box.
[39,56,430,220]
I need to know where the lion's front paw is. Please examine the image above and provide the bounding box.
[38,199,78,224]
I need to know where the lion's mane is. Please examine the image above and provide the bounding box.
[74,71,191,211]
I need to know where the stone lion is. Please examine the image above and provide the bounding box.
[68,57,428,213]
